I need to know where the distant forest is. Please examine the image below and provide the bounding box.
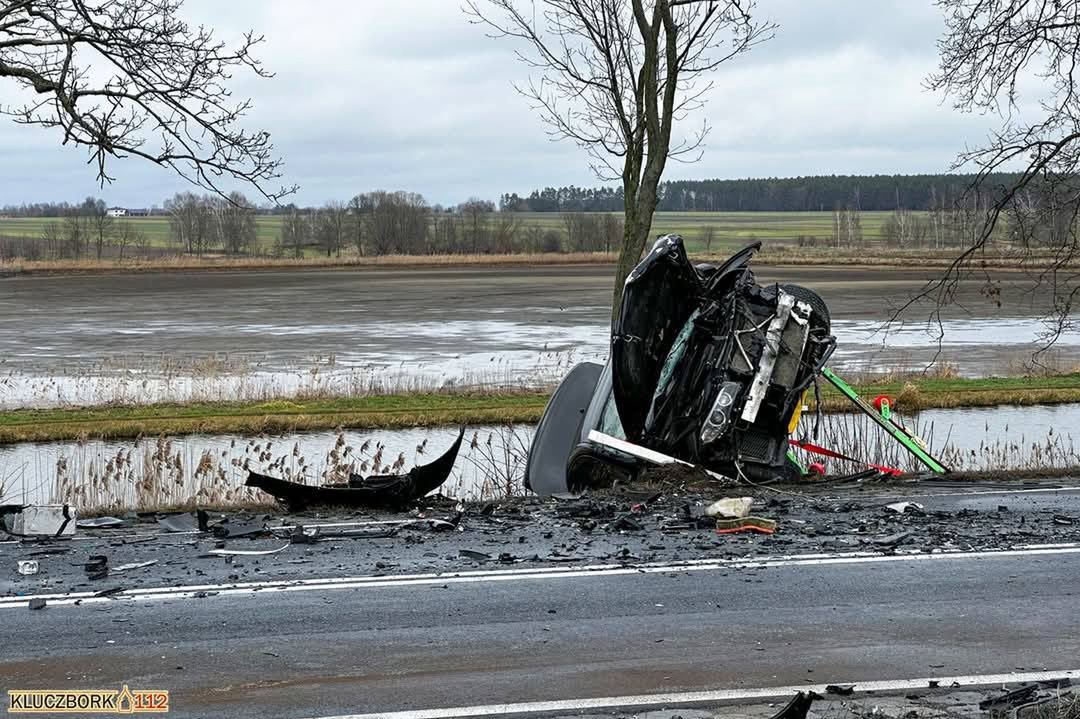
[499,173,1023,213]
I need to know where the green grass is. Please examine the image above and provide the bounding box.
[0,211,903,255]
[4,373,1080,443]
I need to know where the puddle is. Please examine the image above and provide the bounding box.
[2,315,1077,409]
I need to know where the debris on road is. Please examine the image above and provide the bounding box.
[27,597,46,610]
[770,691,814,719]
[978,683,1039,712]
[112,560,158,573]
[716,516,777,535]
[1,504,77,538]
[885,501,924,515]
[157,510,209,533]
[826,684,856,696]
[206,544,290,557]
[84,554,108,580]
[76,516,127,529]
[705,497,753,519]
[16,559,38,575]
[246,428,465,510]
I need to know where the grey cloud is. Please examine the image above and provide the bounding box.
[0,0,1004,207]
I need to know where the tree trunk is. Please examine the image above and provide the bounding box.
[611,205,653,328]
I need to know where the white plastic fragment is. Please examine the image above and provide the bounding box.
[705,497,754,519]
[16,560,39,576]
[885,501,924,514]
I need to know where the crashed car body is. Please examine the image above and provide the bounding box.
[526,236,836,494]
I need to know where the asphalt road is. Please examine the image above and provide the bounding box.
[4,485,1080,719]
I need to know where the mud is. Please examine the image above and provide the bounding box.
[1,264,1073,409]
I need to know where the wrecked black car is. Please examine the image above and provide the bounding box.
[526,236,836,494]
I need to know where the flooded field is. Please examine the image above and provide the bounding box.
[1,265,1075,409]
[3,403,1078,511]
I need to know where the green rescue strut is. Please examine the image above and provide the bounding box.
[820,367,949,474]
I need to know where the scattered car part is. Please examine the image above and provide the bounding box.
[16,560,38,575]
[524,362,604,494]
[587,430,732,482]
[769,691,813,719]
[157,510,210,533]
[28,598,46,610]
[207,544,289,557]
[112,560,157,573]
[84,554,108,580]
[704,497,753,519]
[247,428,464,510]
[715,516,777,535]
[2,504,77,538]
[979,684,1039,711]
[885,501,924,514]
[76,516,127,529]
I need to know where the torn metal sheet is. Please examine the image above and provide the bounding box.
[112,560,158,573]
[246,428,465,510]
[76,516,127,529]
[157,510,210,533]
[2,504,77,538]
[207,544,290,557]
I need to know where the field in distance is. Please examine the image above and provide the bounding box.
[0,210,903,255]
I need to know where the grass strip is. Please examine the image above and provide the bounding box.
[2,374,1080,444]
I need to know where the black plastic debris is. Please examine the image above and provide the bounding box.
[979,684,1039,711]
[84,555,108,580]
[612,514,644,532]
[157,510,207,533]
[825,684,855,696]
[769,691,813,719]
[246,428,465,510]
[211,518,268,539]
[459,549,491,562]
[873,531,912,549]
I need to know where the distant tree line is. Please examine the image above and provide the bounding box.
[500,174,1024,213]
[270,193,622,258]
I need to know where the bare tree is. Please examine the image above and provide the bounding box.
[465,0,773,317]
[280,209,310,259]
[315,201,348,258]
[113,221,141,259]
[166,191,212,255]
[700,224,716,253]
[0,0,292,201]
[214,191,256,255]
[919,0,1080,353]
[88,206,114,259]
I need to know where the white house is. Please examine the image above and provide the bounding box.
[106,207,128,217]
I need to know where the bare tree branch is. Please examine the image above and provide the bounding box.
[464,0,774,319]
[0,0,294,203]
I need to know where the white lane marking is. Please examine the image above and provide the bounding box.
[301,669,1079,719]
[3,542,1079,609]
[868,485,1080,499]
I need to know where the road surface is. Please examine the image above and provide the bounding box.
[3,485,1079,718]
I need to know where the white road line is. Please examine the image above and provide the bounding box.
[301,669,1079,719]
[868,485,1080,499]
[2,542,1078,609]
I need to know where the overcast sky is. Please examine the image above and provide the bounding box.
[0,1,1006,208]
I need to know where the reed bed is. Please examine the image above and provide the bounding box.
[1,401,1076,514]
